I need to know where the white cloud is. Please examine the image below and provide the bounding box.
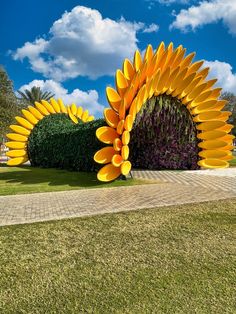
[142,23,159,33]
[170,0,236,35]
[204,60,236,94]
[19,80,104,116]
[13,6,158,81]
[147,0,190,9]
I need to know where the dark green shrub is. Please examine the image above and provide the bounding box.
[28,114,105,172]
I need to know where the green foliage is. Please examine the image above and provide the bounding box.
[28,114,105,172]
[18,86,55,105]
[129,94,200,170]
[221,91,236,136]
[0,66,19,141]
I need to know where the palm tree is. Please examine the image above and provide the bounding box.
[17,86,55,105]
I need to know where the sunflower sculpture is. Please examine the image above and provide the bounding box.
[94,42,234,182]
[6,98,94,166]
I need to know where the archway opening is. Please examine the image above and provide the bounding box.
[129,94,200,170]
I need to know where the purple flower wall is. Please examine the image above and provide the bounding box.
[129,94,200,170]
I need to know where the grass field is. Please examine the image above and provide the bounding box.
[0,164,148,196]
[0,199,235,313]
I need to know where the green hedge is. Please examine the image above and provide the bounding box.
[28,114,105,172]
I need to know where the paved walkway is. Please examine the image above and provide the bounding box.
[0,168,236,227]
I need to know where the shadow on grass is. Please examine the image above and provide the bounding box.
[0,164,115,188]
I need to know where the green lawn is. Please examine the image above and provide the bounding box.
[0,199,235,313]
[0,164,149,195]
[229,155,236,167]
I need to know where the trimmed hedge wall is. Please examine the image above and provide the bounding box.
[28,114,105,172]
[129,94,200,170]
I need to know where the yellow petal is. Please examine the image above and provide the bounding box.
[121,161,132,175]
[76,106,83,119]
[97,163,121,182]
[144,44,154,62]
[22,109,39,125]
[190,91,213,107]
[41,100,55,114]
[81,110,89,122]
[71,103,77,116]
[199,150,228,159]
[35,102,50,116]
[218,124,233,133]
[111,154,123,167]
[6,150,27,158]
[28,106,44,120]
[94,147,116,164]
[197,130,226,140]
[124,115,133,132]
[15,117,34,130]
[50,98,61,113]
[133,50,143,72]
[198,140,228,150]
[6,133,28,142]
[198,159,228,169]
[193,111,222,122]
[121,145,129,160]
[68,108,78,124]
[96,126,119,144]
[104,108,119,128]
[106,87,121,112]
[9,125,30,136]
[58,98,67,113]
[5,141,26,149]
[119,100,126,120]
[122,131,130,145]
[117,120,125,135]
[113,138,122,151]
[116,69,129,96]
[87,115,94,122]
[196,121,225,131]
[123,58,135,81]
[7,156,28,166]
[179,52,195,69]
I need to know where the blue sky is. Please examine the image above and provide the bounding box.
[1,0,236,117]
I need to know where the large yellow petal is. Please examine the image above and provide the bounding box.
[15,117,34,130]
[122,131,130,145]
[35,102,50,116]
[28,106,44,120]
[96,126,119,144]
[71,103,77,116]
[123,58,135,81]
[22,109,39,125]
[191,100,218,114]
[197,130,226,140]
[198,159,228,169]
[6,133,28,142]
[199,150,228,159]
[5,141,26,149]
[104,108,119,128]
[6,149,27,158]
[67,108,78,124]
[193,111,222,123]
[76,106,83,119]
[94,147,116,164]
[116,70,129,96]
[9,125,30,136]
[117,120,125,135]
[81,110,89,122]
[124,115,133,132]
[133,50,143,72]
[7,156,28,166]
[144,44,154,63]
[198,140,228,150]
[58,98,67,113]
[106,87,121,112]
[41,100,56,114]
[97,163,121,182]
[50,98,61,113]
[196,121,225,131]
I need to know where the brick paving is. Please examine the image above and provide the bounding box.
[0,169,236,227]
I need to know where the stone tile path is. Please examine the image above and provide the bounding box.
[0,168,236,227]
